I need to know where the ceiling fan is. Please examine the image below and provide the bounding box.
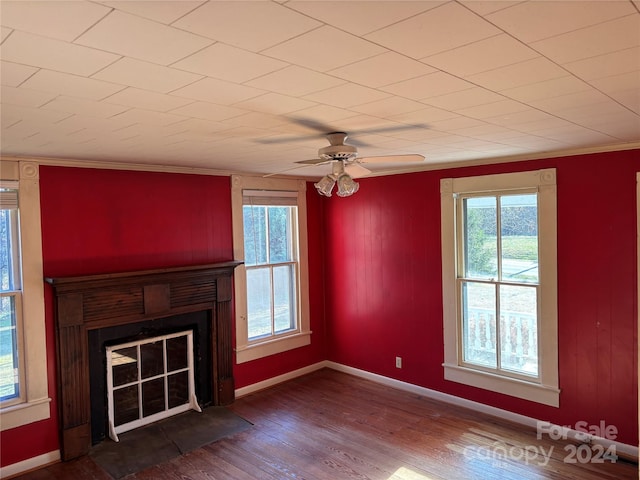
[269,130,425,197]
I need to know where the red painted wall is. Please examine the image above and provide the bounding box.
[324,149,639,445]
[2,150,638,467]
[0,166,326,467]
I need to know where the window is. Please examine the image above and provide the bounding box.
[441,169,559,407]
[232,176,311,363]
[0,161,50,431]
[1,186,23,405]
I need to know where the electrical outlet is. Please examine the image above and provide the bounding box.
[395,356,402,368]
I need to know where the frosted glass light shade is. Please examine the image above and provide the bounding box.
[336,174,359,197]
[314,175,336,197]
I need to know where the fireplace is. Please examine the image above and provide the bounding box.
[47,261,241,461]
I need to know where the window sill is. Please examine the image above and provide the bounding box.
[0,396,51,431]
[236,330,312,364]
[443,363,560,407]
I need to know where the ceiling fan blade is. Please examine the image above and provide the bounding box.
[295,158,331,165]
[344,163,371,178]
[262,164,316,178]
[359,154,425,164]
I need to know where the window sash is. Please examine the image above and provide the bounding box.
[455,189,541,382]
[0,276,25,407]
[246,262,297,341]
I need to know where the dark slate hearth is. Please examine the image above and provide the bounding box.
[89,407,252,479]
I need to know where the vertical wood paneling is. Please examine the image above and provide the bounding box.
[324,149,639,446]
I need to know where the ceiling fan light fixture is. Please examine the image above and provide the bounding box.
[336,174,359,197]
[314,175,336,197]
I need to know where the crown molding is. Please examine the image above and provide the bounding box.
[2,141,638,181]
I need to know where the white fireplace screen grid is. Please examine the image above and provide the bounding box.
[105,330,201,442]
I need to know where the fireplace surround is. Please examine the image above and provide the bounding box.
[46,261,241,461]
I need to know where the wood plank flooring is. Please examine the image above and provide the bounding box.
[12,368,638,480]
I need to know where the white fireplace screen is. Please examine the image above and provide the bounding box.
[106,330,201,442]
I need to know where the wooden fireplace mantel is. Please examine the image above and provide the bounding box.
[46,261,242,461]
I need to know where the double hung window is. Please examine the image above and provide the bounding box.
[232,176,311,363]
[441,169,559,406]
[0,186,23,405]
[0,161,49,431]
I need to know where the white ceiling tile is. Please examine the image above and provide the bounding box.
[1,30,120,76]
[329,52,436,88]
[245,66,345,97]
[452,124,525,140]
[466,57,568,91]
[427,117,487,132]
[423,87,504,110]
[172,43,288,83]
[223,112,291,129]
[588,71,640,95]
[173,1,320,52]
[485,109,560,127]
[75,10,212,65]
[99,1,205,24]
[0,1,110,41]
[487,0,636,43]
[605,88,640,114]
[500,76,591,103]
[303,83,390,108]
[109,108,188,126]
[264,26,386,72]
[1,27,12,42]
[350,97,429,117]
[0,86,56,107]
[423,34,538,77]
[102,88,193,112]
[1,61,38,87]
[92,58,202,93]
[563,47,640,81]
[365,2,500,58]
[287,105,361,125]
[286,1,442,36]
[389,106,459,124]
[528,90,613,113]
[53,114,138,132]
[22,69,125,100]
[40,95,129,118]
[382,72,476,100]
[233,93,317,115]
[454,99,530,119]
[2,104,72,126]
[155,118,232,137]
[531,15,640,64]
[169,102,248,122]
[459,1,522,16]
[170,77,264,105]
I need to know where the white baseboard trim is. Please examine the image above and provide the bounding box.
[325,362,639,461]
[0,450,60,479]
[235,361,329,398]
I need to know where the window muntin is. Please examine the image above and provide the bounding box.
[458,192,539,380]
[0,190,24,406]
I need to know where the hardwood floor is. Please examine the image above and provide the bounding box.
[13,368,638,480]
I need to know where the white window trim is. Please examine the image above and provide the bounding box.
[231,176,311,364]
[441,169,559,407]
[0,161,51,431]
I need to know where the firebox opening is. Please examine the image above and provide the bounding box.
[88,311,212,445]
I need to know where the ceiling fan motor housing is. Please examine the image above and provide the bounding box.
[318,132,358,161]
